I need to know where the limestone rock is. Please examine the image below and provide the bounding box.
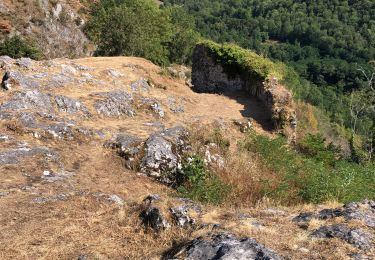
[15,57,32,69]
[131,78,151,92]
[140,127,189,184]
[94,90,134,117]
[0,147,59,165]
[343,200,375,228]
[0,90,53,113]
[106,133,143,169]
[164,233,283,260]
[2,70,40,89]
[55,95,90,116]
[138,97,165,118]
[311,224,374,250]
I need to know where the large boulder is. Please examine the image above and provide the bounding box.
[163,233,282,260]
[140,127,189,185]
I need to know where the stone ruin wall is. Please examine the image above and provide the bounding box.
[192,45,297,142]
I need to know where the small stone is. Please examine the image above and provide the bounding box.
[43,170,51,176]
[107,69,123,77]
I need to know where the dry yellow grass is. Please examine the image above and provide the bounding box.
[0,56,373,259]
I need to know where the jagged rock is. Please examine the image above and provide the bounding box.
[170,205,196,227]
[143,194,161,205]
[163,233,282,260]
[41,170,74,183]
[0,192,9,197]
[55,95,90,116]
[0,90,53,113]
[94,90,134,117]
[106,69,123,77]
[32,72,49,79]
[93,192,124,205]
[140,207,170,232]
[0,133,10,142]
[106,134,143,169]
[1,71,10,90]
[0,56,13,67]
[343,200,375,228]
[204,145,225,168]
[32,194,69,204]
[167,96,184,113]
[140,127,189,184]
[0,147,58,164]
[61,64,77,75]
[77,255,88,260]
[294,200,375,230]
[131,78,151,92]
[15,57,32,69]
[311,224,374,250]
[48,73,74,88]
[233,119,253,133]
[138,97,165,118]
[1,70,40,89]
[318,208,343,220]
[292,212,315,229]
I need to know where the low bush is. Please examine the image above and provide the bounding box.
[177,155,230,204]
[0,36,43,60]
[242,132,375,204]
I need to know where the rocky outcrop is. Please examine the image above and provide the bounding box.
[192,43,296,140]
[311,224,374,250]
[293,199,375,229]
[163,233,283,260]
[0,1,90,58]
[141,127,189,185]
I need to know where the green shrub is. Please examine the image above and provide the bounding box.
[177,155,230,204]
[0,36,43,60]
[199,40,283,80]
[243,132,375,204]
[205,128,230,152]
[85,0,200,65]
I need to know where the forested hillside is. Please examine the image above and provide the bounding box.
[163,0,374,119]
[163,0,375,163]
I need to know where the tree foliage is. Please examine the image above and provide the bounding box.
[0,36,43,60]
[163,0,375,129]
[85,0,200,65]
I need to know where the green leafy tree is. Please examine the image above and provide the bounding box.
[85,0,200,65]
[85,0,173,65]
[0,36,43,60]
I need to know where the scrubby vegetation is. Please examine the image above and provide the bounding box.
[240,132,375,204]
[164,0,374,161]
[0,36,43,60]
[199,40,283,80]
[178,155,230,204]
[85,0,200,65]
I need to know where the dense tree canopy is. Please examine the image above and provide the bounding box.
[85,0,200,66]
[163,0,375,157]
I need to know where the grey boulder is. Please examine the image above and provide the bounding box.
[163,233,282,260]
